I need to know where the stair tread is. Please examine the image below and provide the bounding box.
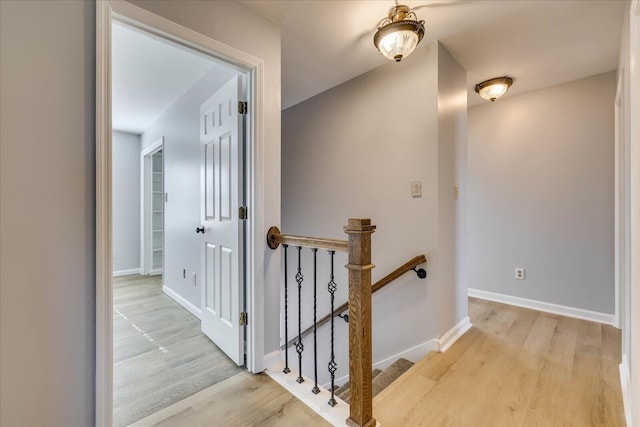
[340,358,414,403]
[371,358,414,398]
[336,368,382,401]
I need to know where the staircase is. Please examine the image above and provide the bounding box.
[334,358,415,404]
[267,220,428,427]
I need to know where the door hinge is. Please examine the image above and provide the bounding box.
[238,101,248,115]
[239,206,248,220]
[240,311,248,326]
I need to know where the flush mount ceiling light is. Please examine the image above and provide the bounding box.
[373,4,425,62]
[475,77,514,102]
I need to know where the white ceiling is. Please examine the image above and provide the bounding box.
[240,0,625,109]
[112,22,217,134]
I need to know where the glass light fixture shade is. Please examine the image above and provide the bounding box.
[475,77,514,102]
[376,27,420,62]
[373,6,425,62]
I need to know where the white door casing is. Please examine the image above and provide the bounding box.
[199,75,245,365]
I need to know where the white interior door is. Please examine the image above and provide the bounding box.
[199,75,244,365]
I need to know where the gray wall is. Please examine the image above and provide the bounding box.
[467,71,616,314]
[282,42,466,382]
[0,1,96,425]
[141,65,237,309]
[437,43,468,335]
[113,131,141,274]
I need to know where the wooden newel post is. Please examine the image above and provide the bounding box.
[344,218,377,427]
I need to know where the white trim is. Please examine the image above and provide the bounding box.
[97,2,267,425]
[615,69,624,330]
[96,3,113,426]
[375,339,439,370]
[629,2,640,426]
[620,355,633,427]
[112,268,140,277]
[140,137,163,156]
[468,288,616,326]
[266,361,355,427]
[438,316,472,353]
[162,285,201,319]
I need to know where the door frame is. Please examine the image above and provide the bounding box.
[96,1,266,426]
[140,137,164,276]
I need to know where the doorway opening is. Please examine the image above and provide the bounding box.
[110,19,248,426]
[141,140,164,277]
[98,2,268,425]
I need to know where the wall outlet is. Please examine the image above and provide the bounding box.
[515,267,525,280]
[192,272,197,286]
[411,181,422,198]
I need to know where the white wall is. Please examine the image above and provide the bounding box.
[128,0,282,354]
[281,42,466,383]
[112,131,141,274]
[467,72,616,315]
[0,1,95,425]
[140,65,237,309]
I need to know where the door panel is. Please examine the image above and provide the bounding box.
[199,75,244,365]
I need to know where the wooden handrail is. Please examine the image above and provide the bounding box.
[267,226,348,252]
[281,254,427,349]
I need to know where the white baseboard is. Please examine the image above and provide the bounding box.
[438,316,472,352]
[326,338,440,389]
[112,268,140,277]
[162,286,201,319]
[468,288,616,326]
[373,339,439,371]
[150,268,163,276]
[620,355,632,427]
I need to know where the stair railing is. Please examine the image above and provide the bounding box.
[267,218,376,427]
[281,254,427,349]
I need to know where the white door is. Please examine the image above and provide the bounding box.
[199,75,245,365]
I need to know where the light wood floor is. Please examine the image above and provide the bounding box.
[113,275,243,427]
[374,297,625,426]
[128,297,625,427]
[130,371,330,427]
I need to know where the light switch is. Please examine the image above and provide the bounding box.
[411,181,422,198]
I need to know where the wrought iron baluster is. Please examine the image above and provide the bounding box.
[283,244,290,374]
[295,246,305,384]
[312,248,320,394]
[327,250,338,407]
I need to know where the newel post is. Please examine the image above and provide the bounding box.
[344,218,377,427]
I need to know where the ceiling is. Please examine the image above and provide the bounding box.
[240,0,625,109]
[112,22,218,134]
